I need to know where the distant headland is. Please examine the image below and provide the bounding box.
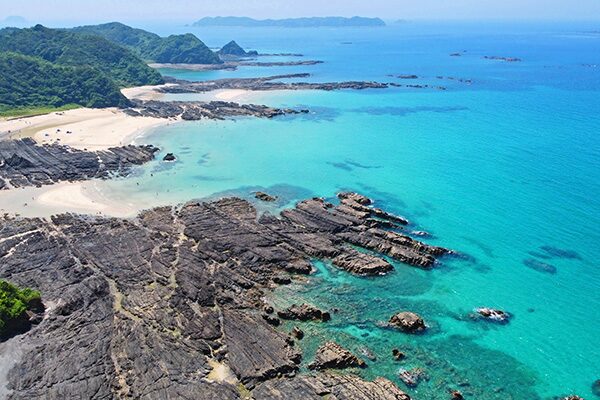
[192,16,386,28]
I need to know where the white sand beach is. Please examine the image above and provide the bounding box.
[0,181,141,219]
[0,107,171,151]
[0,84,277,218]
[121,84,172,101]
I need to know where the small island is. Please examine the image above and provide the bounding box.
[193,16,386,28]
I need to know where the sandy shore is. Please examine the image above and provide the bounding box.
[0,105,173,217]
[0,181,141,218]
[121,84,171,101]
[213,89,256,101]
[0,107,171,151]
[0,86,278,218]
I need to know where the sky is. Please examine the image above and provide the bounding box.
[1,0,599,25]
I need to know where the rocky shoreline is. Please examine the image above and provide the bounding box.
[0,138,158,190]
[0,192,451,398]
[124,99,308,121]
[159,74,390,93]
[151,60,323,71]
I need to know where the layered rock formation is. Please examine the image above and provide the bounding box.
[0,192,440,398]
[277,303,330,322]
[0,138,157,189]
[474,307,511,324]
[158,74,390,94]
[124,99,308,121]
[308,342,366,370]
[389,312,427,333]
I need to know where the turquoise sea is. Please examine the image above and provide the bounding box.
[107,21,600,399]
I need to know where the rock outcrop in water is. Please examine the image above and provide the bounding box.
[483,56,522,62]
[0,138,158,189]
[124,99,308,121]
[308,342,366,370]
[255,191,278,202]
[398,368,428,388]
[158,73,390,93]
[277,303,331,322]
[0,191,436,398]
[389,312,427,333]
[473,307,511,324]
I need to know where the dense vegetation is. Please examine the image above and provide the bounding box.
[0,25,163,87]
[0,279,41,336]
[72,22,222,64]
[0,24,166,113]
[0,52,130,113]
[193,16,386,27]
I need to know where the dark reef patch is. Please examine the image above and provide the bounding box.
[345,159,382,169]
[461,236,496,259]
[328,161,353,171]
[192,174,233,182]
[328,159,382,172]
[523,258,558,274]
[351,105,468,117]
[539,245,582,260]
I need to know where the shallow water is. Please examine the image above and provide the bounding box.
[106,21,600,399]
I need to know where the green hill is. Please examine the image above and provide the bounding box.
[0,52,130,113]
[218,40,258,57]
[72,22,222,64]
[0,24,163,87]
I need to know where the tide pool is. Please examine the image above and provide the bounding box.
[105,22,600,399]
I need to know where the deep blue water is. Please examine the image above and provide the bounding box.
[106,21,600,399]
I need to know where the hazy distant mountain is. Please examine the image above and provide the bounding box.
[193,16,386,28]
[0,16,28,28]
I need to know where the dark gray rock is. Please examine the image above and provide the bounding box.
[157,74,389,94]
[332,249,393,275]
[255,191,278,202]
[484,55,522,62]
[0,138,157,189]
[277,303,330,322]
[389,312,427,333]
[253,374,411,400]
[308,342,365,370]
[474,307,511,324]
[162,153,176,162]
[126,99,307,121]
[291,327,304,340]
[398,368,428,387]
[0,192,448,398]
